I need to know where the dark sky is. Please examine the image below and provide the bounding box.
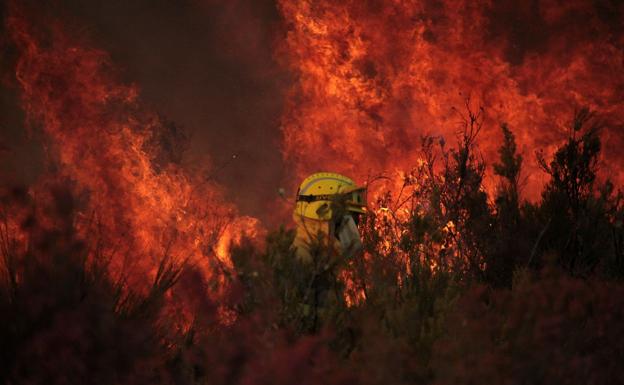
[0,0,290,222]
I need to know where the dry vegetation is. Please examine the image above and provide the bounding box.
[2,109,624,384]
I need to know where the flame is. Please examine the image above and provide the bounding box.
[6,9,262,290]
[277,0,624,202]
[4,1,623,295]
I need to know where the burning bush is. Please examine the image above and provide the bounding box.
[0,186,353,385]
[3,2,624,384]
[4,99,624,384]
[0,186,178,384]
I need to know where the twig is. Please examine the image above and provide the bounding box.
[528,218,551,267]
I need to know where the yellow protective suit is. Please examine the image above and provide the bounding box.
[293,212,362,263]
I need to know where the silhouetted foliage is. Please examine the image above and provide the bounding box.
[533,108,621,277]
[433,267,624,385]
[0,186,179,384]
[2,107,624,384]
[486,124,527,287]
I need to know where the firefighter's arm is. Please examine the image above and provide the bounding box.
[337,215,363,259]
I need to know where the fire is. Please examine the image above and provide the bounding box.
[6,9,261,290]
[4,1,623,293]
[276,0,624,203]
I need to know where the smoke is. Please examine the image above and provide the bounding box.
[1,0,624,224]
[0,0,290,223]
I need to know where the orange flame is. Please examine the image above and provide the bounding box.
[277,0,624,202]
[7,9,262,290]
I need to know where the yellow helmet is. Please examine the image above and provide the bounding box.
[294,172,367,221]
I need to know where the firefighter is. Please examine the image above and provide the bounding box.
[292,172,367,262]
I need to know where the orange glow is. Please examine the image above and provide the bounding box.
[5,1,624,298]
[277,0,624,204]
[6,10,262,292]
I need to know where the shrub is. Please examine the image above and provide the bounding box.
[433,266,624,385]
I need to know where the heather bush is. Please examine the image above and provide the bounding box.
[432,266,624,385]
[3,108,624,384]
[0,186,178,384]
[224,107,624,384]
[533,109,617,276]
